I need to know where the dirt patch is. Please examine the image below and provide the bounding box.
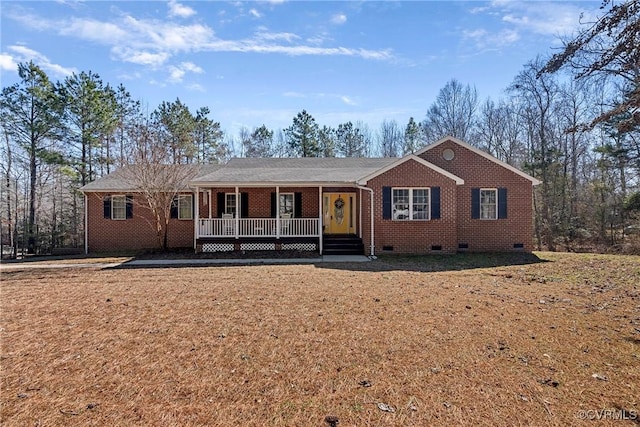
[1,252,639,426]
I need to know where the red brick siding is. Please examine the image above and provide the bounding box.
[203,187,320,218]
[364,159,458,255]
[85,192,194,252]
[418,139,534,251]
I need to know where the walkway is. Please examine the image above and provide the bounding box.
[0,255,371,270]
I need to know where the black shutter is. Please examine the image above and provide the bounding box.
[382,187,392,220]
[170,196,178,219]
[240,192,249,218]
[294,192,302,218]
[271,192,277,218]
[103,196,111,219]
[498,188,508,219]
[430,187,441,219]
[126,195,133,219]
[217,192,225,217]
[471,188,480,219]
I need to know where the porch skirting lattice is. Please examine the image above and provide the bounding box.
[197,237,319,253]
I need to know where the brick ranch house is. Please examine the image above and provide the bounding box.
[80,137,541,255]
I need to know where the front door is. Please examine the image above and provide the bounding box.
[323,193,356,234]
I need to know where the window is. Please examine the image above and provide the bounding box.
[111,195,126,220]
[178,195,192,220]
[471,188,506,220]
[225,193,237,216]
[392,188,430,220]
[480,189,497,219]
[279,193,294,217]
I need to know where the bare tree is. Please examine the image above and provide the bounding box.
[423,79,479,142]
[121,120,199,250]
[378,119,402,157]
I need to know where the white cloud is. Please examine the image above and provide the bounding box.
[255,30,300,43]
[8,11,394,71]
[490,2,596,38]
[0,53,18,71]
[249,8,262,18]
[111,47,170,67]
[185,83,205,92]
[331,13,347,25]
[167,61,204,83]
[462,28,519,49]
[168,0,196,18]
[341,96,356,106]
[7,45,76,77]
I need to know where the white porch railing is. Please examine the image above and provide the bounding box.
[198,218,319,238]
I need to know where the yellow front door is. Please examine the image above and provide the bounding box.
[323,193,355,234]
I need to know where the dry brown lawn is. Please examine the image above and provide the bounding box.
[1,252,639,426]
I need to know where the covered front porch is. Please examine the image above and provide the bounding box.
[193,185,363,254]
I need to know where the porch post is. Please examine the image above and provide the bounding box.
[235,186,239,239]
[193,187,199,250]
[276,186,280,239]
[318,185,323,255]
[359,188,362,238]
[208,190,212,219]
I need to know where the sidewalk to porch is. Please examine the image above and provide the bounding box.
[0,255,371,270]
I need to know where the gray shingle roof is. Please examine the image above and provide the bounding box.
[192,157,398,184]
[79,164,223,192]
[80,158,401,191]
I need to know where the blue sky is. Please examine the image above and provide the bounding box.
[1,1,600,136]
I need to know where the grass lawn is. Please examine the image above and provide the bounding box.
[1,252,639,426]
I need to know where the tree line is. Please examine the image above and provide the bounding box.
[1,0,638,255]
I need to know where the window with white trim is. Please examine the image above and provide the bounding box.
[225,193,237,216]
[178,194,193,220]
[392,188,430,220]
[279,193,294,217]
[480,188,497,219]
[111,195,126,220]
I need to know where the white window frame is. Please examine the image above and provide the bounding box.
[392,187,430,221]
[111,195,126,220]
[480,188,498,220]
[225,193,237,216]
[279,193,294,217]
[177,194,193,220]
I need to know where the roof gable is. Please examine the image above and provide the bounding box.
[415,136,542,185]
[357,154,464,185]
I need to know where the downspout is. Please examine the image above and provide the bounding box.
[356,185,374,257]
[84,193,88,255]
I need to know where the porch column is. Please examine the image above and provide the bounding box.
[318,185,323,255]
[208,190,212,219]
[275,186,280,239]
[359,188,362,238]
[194,186,199,249]
[235,186,239,239]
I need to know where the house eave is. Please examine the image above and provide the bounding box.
[188,180,361,188]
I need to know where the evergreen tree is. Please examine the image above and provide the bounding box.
[61,70,118,185]
[284,110,320,157]
[0,62,64,253]
[245,124,274,157]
